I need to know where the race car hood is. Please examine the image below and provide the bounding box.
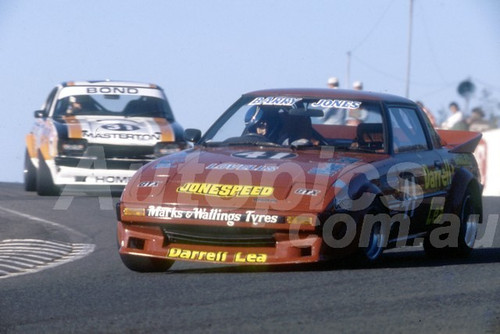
[59,116,177,145]
[122,146,386,213]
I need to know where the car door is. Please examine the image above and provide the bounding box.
[385,105,446,234]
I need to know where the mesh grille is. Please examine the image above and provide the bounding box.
[162,225,276,247]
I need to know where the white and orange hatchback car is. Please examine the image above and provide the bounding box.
[25,80,187,195]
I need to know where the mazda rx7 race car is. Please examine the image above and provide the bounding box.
[117,88,483,272]
[25,80,187,195]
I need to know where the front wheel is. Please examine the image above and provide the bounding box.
[36,152,61,196]
[24,149,37,191]
[345,218,387,267]
[120,254,174,272]
[359,221,386,263]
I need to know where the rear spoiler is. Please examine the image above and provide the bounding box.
[437,129,482,153]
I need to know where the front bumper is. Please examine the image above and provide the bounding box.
[54,165,136,186]
[51,157,152,186]
[117,221,323,265]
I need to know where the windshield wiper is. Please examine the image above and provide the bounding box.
[202,142,225,147]
[202,141,282,148]
[125,113,155,118]
[350,147,381,153]
[291,144,323,150]
[227,141,281,147]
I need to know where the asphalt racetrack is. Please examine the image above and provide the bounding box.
[0,182,499,333]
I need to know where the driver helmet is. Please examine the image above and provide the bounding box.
[244,106,279,137]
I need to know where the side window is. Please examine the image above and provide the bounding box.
[420,109,443,148]
[388,107,429,153]
[53,98,69,117]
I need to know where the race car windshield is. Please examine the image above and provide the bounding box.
[201,96,385,151]
[53,95,175,121]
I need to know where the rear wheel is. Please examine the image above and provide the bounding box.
[120,254,174,272]
[424,187,481,258]
[455,189,481,257]
[24,149,37,191]
[36,152,60,196]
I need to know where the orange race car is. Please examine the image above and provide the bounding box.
[117,88,483,271]
[25,80,187,195]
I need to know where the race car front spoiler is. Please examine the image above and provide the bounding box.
[117,221,323,265]
[54,165,137,186]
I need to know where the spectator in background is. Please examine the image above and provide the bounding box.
[467,107,492,132]
[416,100,437,128]
[441,102,467,130]
[345,108,367,126]
[327,77,339,89]
[352,81,363,90]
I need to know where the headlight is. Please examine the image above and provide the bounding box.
[58,139,87,156]
[154,142,189,157]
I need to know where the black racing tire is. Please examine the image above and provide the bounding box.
[343,210,388,267]
[120,254,174,272]
[424,186,481,258]
[355,219,387,265]
[24,149,37,191]
[356,199,390,265]
[362,221,385,262]
[36,152,61,196]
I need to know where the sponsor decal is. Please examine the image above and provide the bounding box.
[82,131,160,141]
[308,163,344,176]
[423,160,454,189]
[146,206,280,226]
[425,197,445,225]
[86,87,139,94]
[248,96,302,106]
[177,183,274,197]
[232,151,297,160]
[80,119,161,141]
[95,176,131,184]
[295,188,321,196]
[58,86,164,100]
[167,248,267,263]
[311,99,362,109]
[205,163,278,172]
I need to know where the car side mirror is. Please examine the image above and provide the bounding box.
[184,128,202,143]
[34,110,47,118]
